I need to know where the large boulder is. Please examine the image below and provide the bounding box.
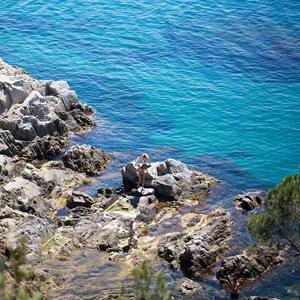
[121,159,217,201]
[61,144,110,175]
[157,209,232,276]
[216,246,284,286]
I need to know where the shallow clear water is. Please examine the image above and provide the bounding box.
[1,0,300,299]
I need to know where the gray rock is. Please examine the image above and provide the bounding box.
[66,191,95,209]
[216,246,284,286]
[157,209,232,276]
[61,144,110,175]
[121,159,217,201]
[0,58,96,160]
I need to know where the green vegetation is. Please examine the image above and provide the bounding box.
[0,236,43,300]
[248,170,300,253]
[119,261,173,300]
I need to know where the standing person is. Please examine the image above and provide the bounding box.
[129,219,135,246]
[137,163,148,189]
[136,153,151,166]
[230,277,240,300]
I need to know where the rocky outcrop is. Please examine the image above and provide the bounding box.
[234,194,264,211]
[0,58,96,160]
[121,159,218,201]
[216,246,284,286]
[157,209,232,276]
[61,144,110,175]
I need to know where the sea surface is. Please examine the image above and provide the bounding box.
[1,1,300,299]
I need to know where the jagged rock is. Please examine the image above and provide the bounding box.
[93,187,125,211]
[234,194,264,210]
[216,246,284,286]
[66,191,95,209]
[61,144,110,175]
[157,209,232,276]
[121,159,218,201]
[0,58,96,160]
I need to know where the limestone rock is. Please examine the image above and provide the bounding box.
[6,217,56,265]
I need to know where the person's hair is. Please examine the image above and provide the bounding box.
[233,276,238,281]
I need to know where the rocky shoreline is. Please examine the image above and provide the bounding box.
[0,59,283,299]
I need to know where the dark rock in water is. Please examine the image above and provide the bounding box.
[66,191,95,209]
[234,194,264,211]
[157,209,232,276]
[61,144,110,175]
[121,158,218,201]
[216,246,284,286]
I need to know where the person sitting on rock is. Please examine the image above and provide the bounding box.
[137,163,148,189]
[136,153,151,167]
[230,276,240,300]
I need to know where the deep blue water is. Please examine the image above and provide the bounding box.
[1,1,300,299]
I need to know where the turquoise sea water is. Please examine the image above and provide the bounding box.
[1,1,300,299]
[1,0,299,190]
